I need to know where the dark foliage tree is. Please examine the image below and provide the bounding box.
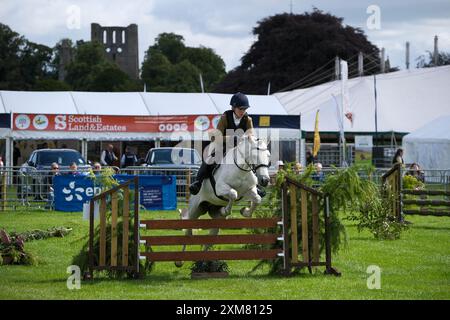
[0,23,54,90]
[64,41,140,91]
[141,33,225,92]
[214,9,381,94]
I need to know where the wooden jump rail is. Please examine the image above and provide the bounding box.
[401,188,450,217]
[88,177,140,278]
[282,177,340,276]
[139,217,283,264]
[87,175,340,278]
[381,163,402,221]
[382,164,450,218]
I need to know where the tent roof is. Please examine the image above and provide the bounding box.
[0,91,287,116]
[71,92,150,115]
[140,92,219,115]
[1,91,79,114]
[275,65,450,133]
[403,115,450,142]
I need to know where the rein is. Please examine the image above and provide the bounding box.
[233,144,270,174]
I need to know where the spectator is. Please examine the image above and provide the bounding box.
[47,162,60,184]
[408,163,425,183]
[93,162,102,174]
[13,142,21,184]
[312,162,325,183]
[392,148,404,166]
[100,144,118,166]
[45,162,60,209]
[121,146,138,168]
[294,162,303,174]
[306,149,315,166]
[68,162,82,176]
[276,160,285,173]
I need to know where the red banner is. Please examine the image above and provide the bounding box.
[13,114,222,133]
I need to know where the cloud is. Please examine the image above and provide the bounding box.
[1,0,449,73]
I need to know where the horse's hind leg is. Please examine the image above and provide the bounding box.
[203,206,225,251]
[175,197,204,268]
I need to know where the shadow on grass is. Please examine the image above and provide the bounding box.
[411,225,450,231]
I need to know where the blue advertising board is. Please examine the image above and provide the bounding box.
[54,174,177,212]
[114,175,177,210]
[53,175,100,212]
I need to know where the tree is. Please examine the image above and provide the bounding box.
[65,41,139,91]
[416,51,450,68]
[141,33,226,92]
[0,23,54,90]
[214,10,381,94]
[33,79,72,91]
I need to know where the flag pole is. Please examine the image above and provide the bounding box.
[374,74,378,146]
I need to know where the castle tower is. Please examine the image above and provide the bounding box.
[91,23,139,79]
[58,39,73,81]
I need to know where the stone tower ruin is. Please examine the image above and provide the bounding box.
[91,23,139,79]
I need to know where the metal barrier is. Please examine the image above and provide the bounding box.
[2,163,447,212]
[0,166,93,210]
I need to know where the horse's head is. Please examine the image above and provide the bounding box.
[237,135,271,187]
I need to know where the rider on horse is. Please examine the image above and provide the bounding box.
[189,92,266,198]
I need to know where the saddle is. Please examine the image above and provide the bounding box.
[207,164,244,203]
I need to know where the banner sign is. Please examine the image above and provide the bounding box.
[53,174,177,212]
[354,135,373,165]
[54,175,101,212]
[114,175,177,211]
[13,113,300,133]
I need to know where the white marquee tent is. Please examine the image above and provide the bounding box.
[403,116,450,170]
[275,65,450,134]
[0,91,295,141]
[0,91,299,166]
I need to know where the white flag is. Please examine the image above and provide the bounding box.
[340,60,353,127]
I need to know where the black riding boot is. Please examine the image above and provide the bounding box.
[189,162,213,195]
[256,185,266,198]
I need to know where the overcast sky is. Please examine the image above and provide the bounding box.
[1,0,449,74]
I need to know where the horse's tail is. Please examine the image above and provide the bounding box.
[175,208,189,268]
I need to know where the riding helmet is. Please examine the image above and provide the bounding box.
[230,92,250,109]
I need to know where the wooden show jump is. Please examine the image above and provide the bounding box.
[88,176,340,278]
[88,177,140,278]
[382,164,450,219]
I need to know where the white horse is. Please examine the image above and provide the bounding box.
[176,135,271,267]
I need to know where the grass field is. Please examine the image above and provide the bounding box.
[0,208,449,300]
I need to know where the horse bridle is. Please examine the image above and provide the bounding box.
[233,143,271,174]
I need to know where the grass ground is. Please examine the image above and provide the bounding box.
[0,208,449,300]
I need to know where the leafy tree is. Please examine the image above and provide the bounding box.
[214,10,381,94]
[0,23,54,90]
[151,33,186,64]
[65,41,139,91]
[141,33,226,92]
[416,51,450,68]
[33,79,72,91]
[141,48,172,91]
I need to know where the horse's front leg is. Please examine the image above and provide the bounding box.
[217,183,238,217]
[240,187,262,218]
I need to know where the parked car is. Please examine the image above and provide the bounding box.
[144,147,202,167]
[142,147,202,187]
[19,149,91,200]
